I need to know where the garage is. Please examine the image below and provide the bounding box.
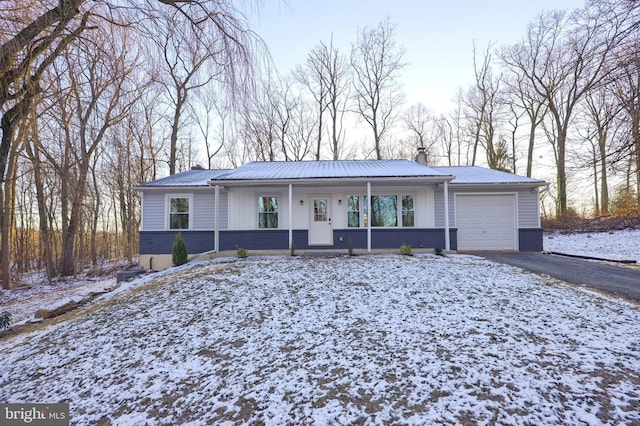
[456,194,517,250]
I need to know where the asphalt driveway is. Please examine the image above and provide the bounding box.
[482,253,640,302]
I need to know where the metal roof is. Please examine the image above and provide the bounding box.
[434,166,546,185]
[136,169,230,187]
[136,162,546,188]
[212,160,450,181]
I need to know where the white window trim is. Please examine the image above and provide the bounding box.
[401,194,416,228]
[166,194,194,231]
[346,195,361,229]
[257,194,280,230]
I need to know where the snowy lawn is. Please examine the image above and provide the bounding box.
[544,228,640,263]
[1,255,639,425]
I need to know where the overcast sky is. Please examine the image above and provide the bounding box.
[248,0,587,113]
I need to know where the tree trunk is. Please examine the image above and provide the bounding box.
[90,164,100,266]
[592,144,599,215]
[331,104,339,160]
[0,95,34,289]
[526,122,536,178]
[372,110,381,160]
[556,128,568,216]
[24,138,57,281]
[169,103,181,175]
[633,118,640,209]
[598,132,609,214]
[316,105,323,160]
[1,136,21,290]
[60,159,90,277]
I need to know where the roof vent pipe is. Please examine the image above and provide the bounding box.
[415,146,428,166]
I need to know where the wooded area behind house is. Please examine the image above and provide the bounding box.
[0,0,639,289]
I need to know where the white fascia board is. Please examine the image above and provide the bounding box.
[448,182,546,190]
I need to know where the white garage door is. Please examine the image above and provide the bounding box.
[456,194,517,250]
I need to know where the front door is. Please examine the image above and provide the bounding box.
[308,197,332,245]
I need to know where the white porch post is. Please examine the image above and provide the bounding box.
[214,185,220,252]
[444,180,450,251]
[288,183,293,250]
[367,181,372,252]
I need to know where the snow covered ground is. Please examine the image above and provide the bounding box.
[544,228,640,263]
[0,277,117,324]
[1,254,639,425]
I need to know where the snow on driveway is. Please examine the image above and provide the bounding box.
[1,255,639,425]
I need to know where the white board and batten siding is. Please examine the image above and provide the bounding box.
[140,189,228,231]
[227,185,436,231]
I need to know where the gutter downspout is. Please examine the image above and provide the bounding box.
[289,183,293,251]
[214,185,220,252]
[367,181,372,252]
[444,181,450,251]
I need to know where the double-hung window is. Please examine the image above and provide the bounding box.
[169,196,190,230]
[258,196,278,229]
[402,195,415,227]
[347,195,360,227]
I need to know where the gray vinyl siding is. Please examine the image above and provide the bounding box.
[140,189,228,231]
[192,191,214,230]
[217,191,229,230]
[434,188,455,228]
[517,190,540,228]
[141,192,165,231]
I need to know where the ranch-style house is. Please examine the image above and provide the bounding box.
[136,155,546,270]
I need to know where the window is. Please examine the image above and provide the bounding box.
[314,199,328,221]
[363,195,398,227]
[359,194,414,227]
[372,195,398,227]
[258,196,278,228]
[347,195,360,227]
[169,197,190,230]
[402,195,415,227]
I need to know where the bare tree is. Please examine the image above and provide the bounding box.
[188,85,229,168]
[270,76,299,161]
[464,42,508,170]
[0,0,262,287]
[402,103,439,161]
[322,38,350,160]
[286,99,316,161]
[152,9,235,174]
[505,103,523,174]
[242,76,280,161]
[23,115,57,282]
[502,5,630,215]
[350,18,406,160]
[582,85,623,214]
[296,36,350,160]
[501,71,548,177]
[611,36,640,208]
[295,41,329,160]
[37,28,139,277]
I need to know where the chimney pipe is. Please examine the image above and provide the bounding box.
[415,147,428,166]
